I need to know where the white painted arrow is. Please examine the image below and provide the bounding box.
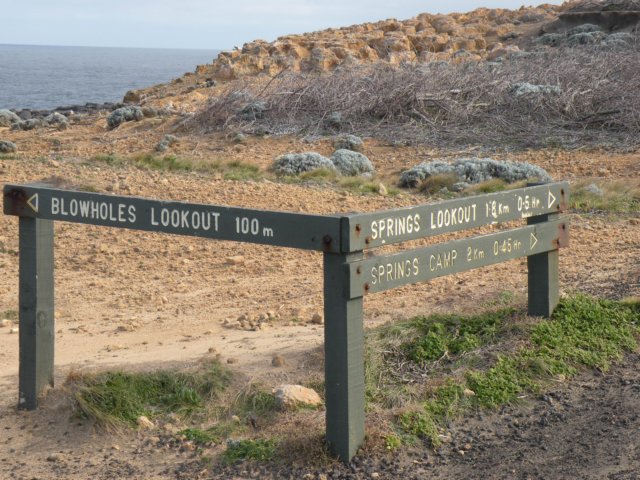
[530,232,538,249]
[26,193,38,213]
[548,190,556,208]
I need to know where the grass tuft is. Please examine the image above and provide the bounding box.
[223,439,277,463]
[570,179,640,213]
[371,295,640,447]
[73,360,232,428]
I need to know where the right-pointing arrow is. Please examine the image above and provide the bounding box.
[530,232,538,249]
[548,190,556,208]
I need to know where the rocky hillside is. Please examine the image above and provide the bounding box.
[124,0,639,105]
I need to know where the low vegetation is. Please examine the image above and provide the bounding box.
[90,153,262,181]
[73,360,232,428]
[68,295,639,464]
[367,294,639,447]
[570,179,640,213]
[191,44,640,149]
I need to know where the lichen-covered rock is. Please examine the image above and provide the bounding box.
[399,158,552,188]
[333,134,364,152]
[106,106,144,129]
[0,109,21,127]
[511,82,561,96]
[273,152,336,175]
[331,149,375,176]
[0,140,17,153]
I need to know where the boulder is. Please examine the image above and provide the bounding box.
[0,109,20,127]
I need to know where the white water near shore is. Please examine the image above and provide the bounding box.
[0,44,219,110]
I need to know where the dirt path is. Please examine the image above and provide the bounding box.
[0,145,638,479]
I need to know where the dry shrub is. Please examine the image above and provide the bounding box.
[189,41,640,149]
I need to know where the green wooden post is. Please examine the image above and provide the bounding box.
[18,217,55,410]
[527,213,559,317]
[323,250,365,462]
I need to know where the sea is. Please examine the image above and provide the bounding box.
[0,44,220,111]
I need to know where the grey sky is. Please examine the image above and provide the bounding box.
[2,1,562,50]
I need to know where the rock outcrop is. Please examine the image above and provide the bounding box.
[122,1,639,105]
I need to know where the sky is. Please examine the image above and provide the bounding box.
[1,0,563,50]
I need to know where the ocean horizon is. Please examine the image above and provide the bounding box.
[0,43,220,111]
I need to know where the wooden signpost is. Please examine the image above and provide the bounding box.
[3,180,568,462]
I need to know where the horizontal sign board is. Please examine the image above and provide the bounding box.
[3,184,343,252]
[344,182,568,252]
[348,218,568,297]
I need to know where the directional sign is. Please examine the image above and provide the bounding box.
[343,182,568,252]
[3,184,343,252]
[348,218,569,297]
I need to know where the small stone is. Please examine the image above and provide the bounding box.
[117,324,136,332]
[226,358,237,364]
[111,444,120,451]
[318,474,329,480]
[208,347,216,353]
[9,328,18,334]
[463,388,476,397]
[231,415,241,423]
[463,443,472,450]
[371,473,380,479]
[226,255,245,266]
[0,319,12,328]
[136,416,154,429]
[457,449,466,456]
[271,355,286,367]
[273,385,322,410]
[46,453,63,462]
[378,183,388,196]
[310,312,324,325]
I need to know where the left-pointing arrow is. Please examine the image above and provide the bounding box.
[26,193,38,213]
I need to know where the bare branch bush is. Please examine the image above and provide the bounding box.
[189,42,640,149]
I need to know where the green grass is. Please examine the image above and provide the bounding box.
[281,168,398,195]
[73,360,232,428]
[403,308,516,364]
[419,173,459,195]
[179,427,220,445]
[1,310,18,320]
[570,180,640,213]
[90,153,263,181]
[367,295,640,447]
[222,160,261,181]
[223,439,278,463]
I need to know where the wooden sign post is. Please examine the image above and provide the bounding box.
[4,181,568,461]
